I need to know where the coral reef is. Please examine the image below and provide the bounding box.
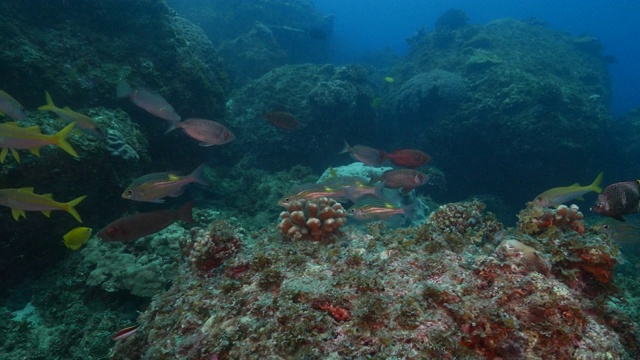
[517,202,585,236]
[186,220,243,274]
[224,64,376,170]
[106,130,139,161]
[384,15,612,209]
[278,197,346,241]
[104,200,638,359]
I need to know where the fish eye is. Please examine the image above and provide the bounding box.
[225,131,230,138]
[601,224,610,231]
[349,209,356,213]
[125,190,133,197]
[107,228,117,236]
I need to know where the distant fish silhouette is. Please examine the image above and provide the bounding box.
[263,111,300,130]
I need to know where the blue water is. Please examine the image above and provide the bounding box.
[314,0,640,117]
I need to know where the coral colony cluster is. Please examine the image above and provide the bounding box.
[105,200,639,359]
[277,197,347,241]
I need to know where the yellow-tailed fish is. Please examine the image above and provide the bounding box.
[122,164,208,203]
[533,172,604,207]
[0,121,78,163]
[38,91,103,138]
[347,200,415,222]
[0,187,86,222]
[0,89,27,120]
[63,227,93,250]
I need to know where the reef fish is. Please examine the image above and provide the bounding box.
[167,118,235,146]
[0,89,27,120]
[98,202,193,242]
[591,180,640,222]
[533,172,604,207]
[116,81,181,124]
[0,121,78,163]
[122,164,208,203]
[599,220,640,245]
[371,169,428,193]
[0,187,86,222]
[340,141,385,166]
[384,149,431,168]
[111,325,139,341]
[279,183,349,207]
[38,91,103,138]
[347,201,414,222]
[63,226,93,250]
[263,111,300,130]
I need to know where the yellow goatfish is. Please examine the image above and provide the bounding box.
[533,172,604,207]
[38,91,103,138]
[0,187,87,222]
[0,121,78,163]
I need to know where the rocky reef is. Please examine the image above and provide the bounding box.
[381,13,612,208]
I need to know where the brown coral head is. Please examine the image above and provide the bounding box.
[496,239,551,275]
[277,197,346,241]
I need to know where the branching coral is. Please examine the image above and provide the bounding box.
[278,197,346,241]
[517,203,585,236]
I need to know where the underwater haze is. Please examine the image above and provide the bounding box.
[315,0,640,116]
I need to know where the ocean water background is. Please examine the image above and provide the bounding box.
[314,0,640,117]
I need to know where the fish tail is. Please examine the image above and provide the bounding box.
[379,150,389,164]
[402,202,418,221]
[63,195,87,223]
[37,90,57,111]
[591,172,605,193]
[188,164,209,185]
[116,81,132,98]
[339,140,351,154]
[175,202,194,224]
[164,118,179,134]
[53,122,79,158]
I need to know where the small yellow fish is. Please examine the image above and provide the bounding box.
[533,172,604,207]
[63,227,93,250]
[384,77,395,83]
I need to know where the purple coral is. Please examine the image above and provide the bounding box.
[278,197,346,241]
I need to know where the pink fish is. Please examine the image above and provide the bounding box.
[384,149,431,168]
[98,202,193,242]
[116,81,181,125]
[167,118,235,146]
[340,140,385,166]
[372,169,428,193]
[111,325,139,341]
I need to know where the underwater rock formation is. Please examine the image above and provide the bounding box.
[225,64,377,171]
[103,200,638,359]
[0,0,227,118]
[383,15,612,208]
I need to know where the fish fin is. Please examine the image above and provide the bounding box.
[174,202,194,224]
[29,147,41,157]
[339,140,351,154]
[164,119,180,134]
[188,164,209,185]
[17,187,35,192]
[10,148,20,163]
[329,166,338,178]
[63,195,87,223]
[11,208,25,221]
[590,172,604,193]
[198,142,213,147]
[53,122,79,158]
[116,81,132,98]
[25,125,41,132]
[41,210,51,218]
[0,148,7,163]
[37,90,57,111]
[41,193,54,199]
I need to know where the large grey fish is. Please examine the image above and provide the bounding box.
[591,180,640,222]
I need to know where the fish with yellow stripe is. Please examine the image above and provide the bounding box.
[0,121,78,163]
[0,187,87,222]
[38,91,103,138]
